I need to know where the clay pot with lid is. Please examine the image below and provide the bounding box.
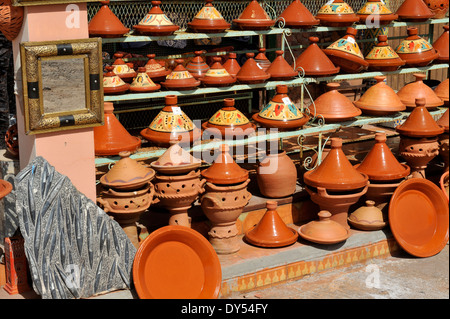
[354,76,406,116]
[236,53,270,84]
[129,67,161,93]
[298,211,350,245]
[277,0,319,29]
[145,54,171,82]
[396,0,434,22]
[315,0,359,27]
[423,0,449,19]
[133,1,179,36]
[88,1,129,38]
[254,48,271,73]
[435,78,449,106]
[308,83,361,123]
[252,84,310,131]
[161,59,201,90]
[395,27,439,67]
[188,0,230,33]
[200,57,237,87]
[232,0,275,30]
[266,50,298,81]
[222,52,241,77]
[103,66,129,95]
[365,35,406,72]
[150,143,202,175]
[357,0,398,25]
[112,53,137,83]
[185,51,210,80]
[433,25,449,63]
[323,27,369,73]
[348,200,386,231]
[396,74,444,110]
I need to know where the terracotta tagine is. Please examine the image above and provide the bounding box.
[112,53,137,83]
[257,149,297,198]
[129,67,161,93]
[315,0,359,27]
[222,52,241,77]
[133,1,180,36]
[308,82,361,123]
[254,48,271,73]
[202,98,256,139]
[293,36,340,77]
[252,84,310,131]
[365,35,406,71]
[188,0,230,33]
[236,53,270,84]
[395,27,439,67]
[396,0,435,21]
[145,54,171,82]
[433,25,449,63]
[298,210,350,245]
[323,27,369,73]
[103,66,130,95]
[348,200,386,231]
[245,201,298,248]
[200,57,237,87]
[357,0,398,25]
[277,0,320,28]
[93,102,141,156]
[150,143,202,175]
[140,95,202,147]
[354,76,406,116]
[437,109,449,172]
[161,59,201,90]
[435,78,449,106]
[423,0,449,18]
[185,51,210,80]
[396,73,444,110]
[88,1,129,38]
[266,50,298,81]
[232,0,275,30]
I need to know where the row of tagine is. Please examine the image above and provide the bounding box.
[103,24,449,94]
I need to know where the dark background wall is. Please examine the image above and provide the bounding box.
[0,33,15,150]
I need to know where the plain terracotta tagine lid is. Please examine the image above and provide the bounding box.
[185,51,210,80]
[396,98,445,138]
[94,102,141,155]
[130,67,161,93]
[145,54,171,82]
[303,137,369,191]
[435,78,449,105]
[133,1,180,36]
[396,73,444,110]
[315,0,359,27]
[236,53,270,84]
[395,27,439,67]
[161,59,201,90]
[365,35,406,71]
[396,0,434,21]
[354,76,406,116]
[298,210,350,244]
[88,0,129,38]
[433,25,449,63]
[200,57,237,87]
[222,52,241,77]
[201,144,249,185]
[348,200,386,231]
[293,37,340,76]
[437,109,449,133]
[245,201,298,248]
[232,0,275,30]
[151,143,202,174]
[188,0,230,33]
[354,133,410,181]
[308,82,361,122]
[266,50,298,81]
[357,0,398,25]
[277,0,319,28]
[103,66,130,95]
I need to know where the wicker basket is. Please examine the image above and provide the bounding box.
[0,0,24,41]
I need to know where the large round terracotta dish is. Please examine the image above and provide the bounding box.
[389,178,449,258]
[133,225,222,299]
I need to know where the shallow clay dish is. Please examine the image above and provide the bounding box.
[298,211,351,245]
[133,225,222,299]
[389,178,449,258]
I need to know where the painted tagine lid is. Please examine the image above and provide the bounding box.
[354,76,406,116]
[100,151,156,191]
[357,0,398,25]
[395,27,439,67]
[433,25,449,63]
[298,210,350,245]
[354,133,410,181]
[222,52,241,77]
[200,57,237,87]
[365,35,406,72]
[396,98,445,138]
[308,83,361,123]
[103,66,130,95]
[435,78,449,106]
[266,50,298,81]
[133,1,180,36]
[151,143,202,175]
[93,102,141,156]
[161,59,201,90]
[245,201,298,248]
[293,37,340,76]
[252,85,310,131]
[437,108,449,133]
[236,53,270,84]
[188,0,230,33]
[112,53,137,82]
[396,73,444,110]
[232,0,276,30]
[396,0,434,22]
[145,54,171,82]
[277,0,319,28]
[201,144,249,185]
[88,1,130,38]
[130,67,161,93]
[185,51,210,80]
[140,95,202,146]
[323,27,369,73]
[303,137,369,191]
[348,200,386,231]
[315,0,359,27]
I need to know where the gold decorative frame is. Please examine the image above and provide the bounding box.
[20,38,104,135]
[12,0,98,6]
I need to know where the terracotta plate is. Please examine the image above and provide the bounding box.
[389,178,449,258]
[133,225,222,299]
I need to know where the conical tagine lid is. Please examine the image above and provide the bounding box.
[112,53,137,82]
[303,137,369,191]
[103,66,129,94]
[133,1,179,36]
[233,0,275,30]
[396,0,434,21]
[365,35,406,71]
[203,98,253,129]
[435,78,449,104]
[299,210,350,244]
[357,0,398,24]
[266,50,298,80]
[355,133,410,181]
[395,27,439,66]
[437,109,449,133]
[433,25,449,63]
[150,143,201,174]
[236,53,270,83]
[145,54,171,81]
[277,0,319,28]
[315,0,359,27]
[245,201,298,248]
[222,52,241,77]
[89,1,129,38]
[130,67,161,92]
[161,59,201,90]
[185,51,210,80]
[188,0,230,33]
[396,73,444,109]
[200,57,236,87]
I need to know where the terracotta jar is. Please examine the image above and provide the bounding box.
[222,52,241,77]
[236,52,270,84]
[188,0,230,33]
[103,66,129,95]
[435,78,449,106]
[200,57,237,87]
[399,136,440,178]
[277,0,319,28]
[354,76,406,116]
[252,84,310,131]
[323,27,369,73]
[185,51,210,80]
[145,54,171,82]
[298,211,350,245]
[315,0,359,27]
[94,103,141,156]
[293,36,340,77]
[232,0,275,30]
[357,0,398,25]
[365,35,406,72]
[308,82,361,123]
[396,74,444,110]
[395,27,439,67]
[257,150,297,198]
[396,0,434,21]
[88,0,129,38]
[129,67,161,93]
[133,1,179,36]
[254,48,271,73]
[433,25,449,63]
[161,59,201,90]
[422,0,449,19]
[112,53,137,83]
[150,143,202,175]
[266,50,298,81]
[348,200,386,231]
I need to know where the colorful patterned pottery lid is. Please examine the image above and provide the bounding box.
[357,0,398,24]
[103,66,130,94]
[433,25,449,63]
[298,210,350,245]
[325,27,364,59]
[396,0,434,21]
[366,35,403,60]
[200,57,236,86]
[185,51,210,80]
[354,133,410,181]
[236,53,270,83]
[435,78,449,103]
[88,1,130,38]
[130,67,161,92]
[277,0,320,28]
[245,201,298,248]
[395,27,439,66]
[233,0,275,30]
[396,73,444,109]
[151,143,202,174]
[161,59,201,90]
[266,50,298,80]
[112,53,137,81]
[145,54,171,80]
[133,1,179,36]
[437,108,449,133]
[303,137,369,191]
[188,0,230,33]
[315,0,359,26]
[222,52,241,76]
